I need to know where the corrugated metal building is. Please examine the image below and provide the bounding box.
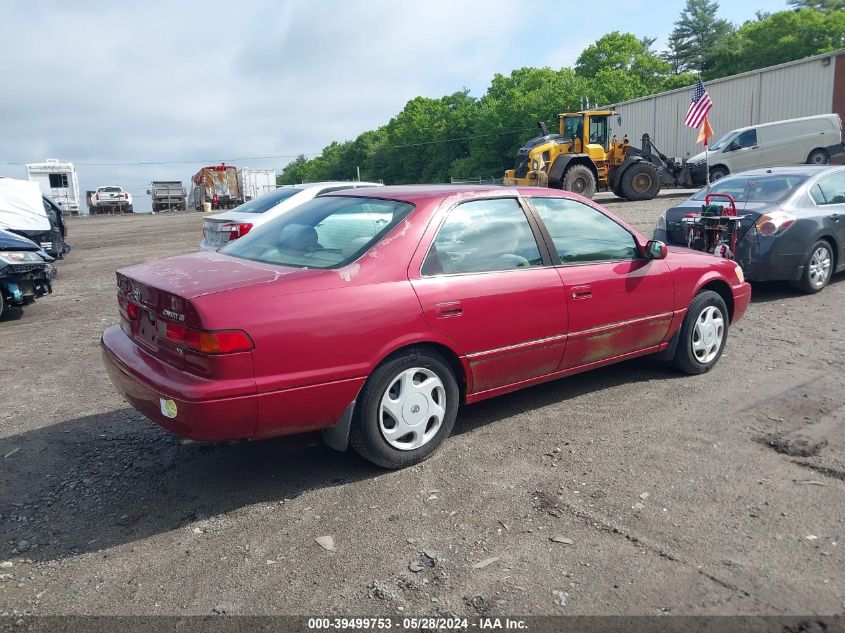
[603,49,845,160]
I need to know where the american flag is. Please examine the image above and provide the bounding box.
[684,79,712,128]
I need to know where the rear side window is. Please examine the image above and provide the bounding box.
[812,172,845,205]
[222,196,413,268]
[529,197,637,263]
[233,187,302,214]
[422,198,542,275]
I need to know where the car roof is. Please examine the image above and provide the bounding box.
[291,181,383,190]
[724,165,843,178]
[725,114,840,135]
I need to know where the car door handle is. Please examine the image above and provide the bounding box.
[571,285,592,300]
[434,301,462,318]
[832,213,840,222]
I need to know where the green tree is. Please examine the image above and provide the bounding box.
[787,0,845,11]
[706,8,845,78]
[667,0,733,72]
[575,31,671,93]
[277,154,311,185]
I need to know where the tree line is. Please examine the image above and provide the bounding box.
[278,0,845,186]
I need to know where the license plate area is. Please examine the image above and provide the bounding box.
[136,309,158,350]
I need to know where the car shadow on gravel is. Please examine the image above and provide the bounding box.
[750,275,843,303]
[0,357,678,564]
[453,355,678,437]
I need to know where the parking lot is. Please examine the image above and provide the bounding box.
[1,196,843,617]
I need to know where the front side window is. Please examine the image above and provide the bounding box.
[529,197,637,263]
[813,172,845,205]
[222,196,413,268]
[422,198,542,275]
[731,129,757,150]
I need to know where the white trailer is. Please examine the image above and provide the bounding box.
[25,159,82,215]
[237,167,276,202]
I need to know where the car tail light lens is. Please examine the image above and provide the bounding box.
[756,212,794,236]
[159,322,254,354]
[117,296,139,320]
[221,222,252,241]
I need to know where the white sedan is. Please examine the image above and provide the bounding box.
[199,181,382,251]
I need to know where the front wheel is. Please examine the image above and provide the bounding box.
[349,348,459,469]
[619,162,661,200]
[792,240,833,294]
[561,165,597,199]
[672,290,729,375]
[709,166,729,182]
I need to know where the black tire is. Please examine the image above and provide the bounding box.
[807,148,830,166]
[672,290,729,375]
[349,347,459,469]
[0,291,5,320]
[709,165,729,182]
[791,239,834,294]
[561,165,597,199]
[619,162,661,200]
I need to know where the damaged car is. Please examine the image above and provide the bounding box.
[0,229,55,318]
[102,185,750,469]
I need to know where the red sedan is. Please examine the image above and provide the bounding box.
[102,185,751,468]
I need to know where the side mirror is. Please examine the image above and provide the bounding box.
[646,240,668,260]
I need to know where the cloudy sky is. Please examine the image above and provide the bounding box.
[2,0,788,211]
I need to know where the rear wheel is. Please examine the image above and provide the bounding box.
[0,291,5,319]
[619,162,661,200]
[561,165,597,199]
[672,290,728,375]
[792,240,833,294]
[807,148,830,165]
[349,348,459,469]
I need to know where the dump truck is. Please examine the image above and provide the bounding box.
[190,164,242,210]
[503,110,697,200]
[148,181,187,212]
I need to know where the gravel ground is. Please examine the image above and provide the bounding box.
[0,197,843,617]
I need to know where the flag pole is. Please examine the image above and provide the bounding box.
[705,136,710,188]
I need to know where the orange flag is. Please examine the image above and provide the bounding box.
[697,115,714,145]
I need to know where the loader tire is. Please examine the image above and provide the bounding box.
[561,165,596,199]
[619,162,661,201]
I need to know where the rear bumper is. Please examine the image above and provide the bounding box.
[827,142,845,165]
[101,325,258,441]
[101,324,365,442]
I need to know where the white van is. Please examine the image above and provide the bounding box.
[691,114,844,182]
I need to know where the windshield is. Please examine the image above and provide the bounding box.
[232,187,303,214]
[691,174,808,203]
[221,196,414,268]
[708,131,737,151]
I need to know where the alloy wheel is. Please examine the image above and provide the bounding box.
[809,245,832,289]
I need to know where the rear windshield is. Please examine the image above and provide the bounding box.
[691,174,808,203]
[100,187,121,192]
[221,196,414,269]
[233,187,303,214]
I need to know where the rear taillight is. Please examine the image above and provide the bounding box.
[158,322,253,354]
[221,222,252,241]
[95,193,100,201]
[756,212,795,236]
[117,296,139,320]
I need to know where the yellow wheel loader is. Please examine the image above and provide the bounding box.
[503,110,697,200]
